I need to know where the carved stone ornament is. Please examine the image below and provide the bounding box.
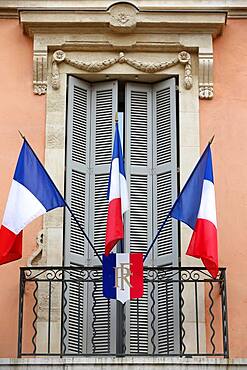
[108,3,137,33]
[33,52,47,95]
[51,50,193,90]
[178,51,193,90]
[199,52,214,99]
[27,229,45,267]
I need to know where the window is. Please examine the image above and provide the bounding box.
[64,76,179,354]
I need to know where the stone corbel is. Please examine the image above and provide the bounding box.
[199,52,214,99]
[33,50,47,95]
[51,50,193,91]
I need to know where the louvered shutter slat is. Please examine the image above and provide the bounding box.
[153,80,178,265]
[64,77,92,353]
[86,81,118,354]
[153,79,179,355]
[65,77,91,265]
[67,266,84,353]
[95,88,114,166]
[125,83,153,354]
[126,83,153,255]
[93,174,109,254]
[129,286,149,353]
[157,172,173,257]
[90,81,118,259]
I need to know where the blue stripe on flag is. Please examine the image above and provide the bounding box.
[112,123,126,177]
[170,145,210,229]
[14,141,65,211]
[103,254,116,299]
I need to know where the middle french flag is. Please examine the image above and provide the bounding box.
[105,122,129,256]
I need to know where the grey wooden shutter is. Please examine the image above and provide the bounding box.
[65,78,118,354]
[125,82,153,354]
[152,78,180,354]
[86,81,118,353]
[64,76,91,353]
[88,81,118,262]
[125,79,179,355]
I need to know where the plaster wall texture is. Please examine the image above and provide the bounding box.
[200,19,247,358]
[0,20,45,357]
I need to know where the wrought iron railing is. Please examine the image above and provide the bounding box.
[18,266,228,358]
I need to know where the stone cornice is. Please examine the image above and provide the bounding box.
[1,0,247,16]
[0,0,245,9]
[19,10,226,38]
[0,7,18,18]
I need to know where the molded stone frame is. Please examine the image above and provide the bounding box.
[41,49,203,353]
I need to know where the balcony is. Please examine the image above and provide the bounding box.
[18,266,228,358]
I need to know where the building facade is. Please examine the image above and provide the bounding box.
[0,0,247,368]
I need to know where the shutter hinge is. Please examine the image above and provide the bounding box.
[177,167,180,173]
[176,85,179,91]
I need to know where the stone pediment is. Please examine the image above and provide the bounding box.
[17,2,227,99]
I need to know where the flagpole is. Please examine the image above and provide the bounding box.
[19,133,102,264]
[143,212,171,263]
[209,135,215,145]
[143,137,215,263]
[63,204,102,264]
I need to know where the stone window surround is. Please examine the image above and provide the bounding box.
[16,3,226,268]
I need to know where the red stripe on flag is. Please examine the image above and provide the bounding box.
[105,198,123,256]
[130,253,143,299]
[0,226,22,265]
[186,218,218,278]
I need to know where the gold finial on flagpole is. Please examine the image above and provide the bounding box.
[115,112,118,123]
[18,130,25,140]
[209,135,215,145]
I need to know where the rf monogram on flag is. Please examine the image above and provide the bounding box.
[103,253,144,303]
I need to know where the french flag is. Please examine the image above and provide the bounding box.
[170,144,218,278]
[103,253,143,303]
[105,123,129,256]
[0,140,65,265]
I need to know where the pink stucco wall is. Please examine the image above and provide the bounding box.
[0,20,45,357]
[201,20,247,358]
[0,17,246,359]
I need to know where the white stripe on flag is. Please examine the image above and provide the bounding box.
[108,158,120,201]
[2,180,46,234]
[197,179,217,227]
[108,158,129,215]
[116,253,130,304]
[120,174,129,214]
